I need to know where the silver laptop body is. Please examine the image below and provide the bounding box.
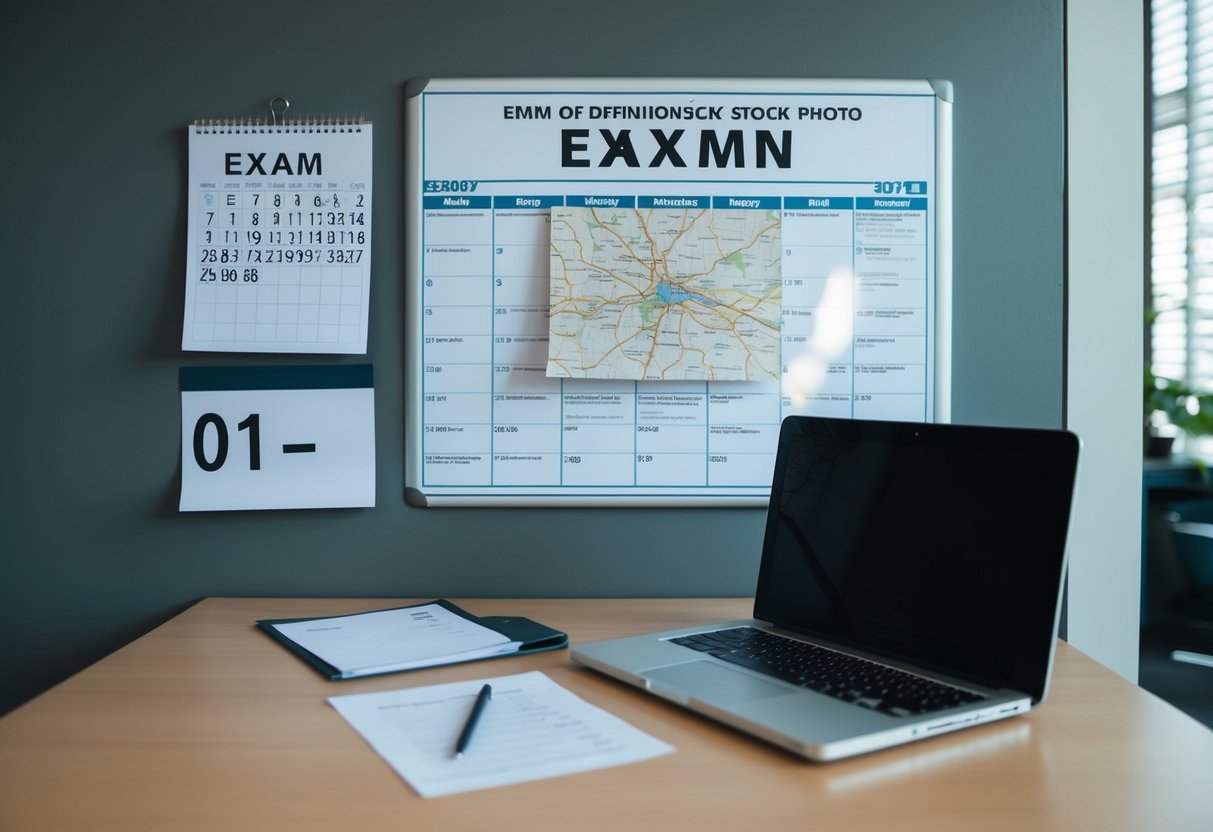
[572,416,1081,761]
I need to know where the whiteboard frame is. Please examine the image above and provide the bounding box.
[405,77,952,507]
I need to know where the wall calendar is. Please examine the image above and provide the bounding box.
[183,100,372,354]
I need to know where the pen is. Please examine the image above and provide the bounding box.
[453,683,492,759]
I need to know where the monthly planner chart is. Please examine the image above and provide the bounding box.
[407,80,945,504]
[419,190,931,499]
[183,122,372,353]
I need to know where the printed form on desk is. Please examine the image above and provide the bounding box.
[329,671,673,797]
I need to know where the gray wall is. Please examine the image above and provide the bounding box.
[0,0,1064,714]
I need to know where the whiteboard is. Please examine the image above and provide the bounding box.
[405,78,951,506]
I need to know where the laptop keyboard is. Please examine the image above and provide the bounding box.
[669,627,986,717]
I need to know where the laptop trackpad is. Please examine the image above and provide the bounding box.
[643,661,795,705]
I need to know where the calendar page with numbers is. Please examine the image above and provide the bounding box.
[183,120,372,353]
[404,78,951,506]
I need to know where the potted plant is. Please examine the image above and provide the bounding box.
[1144,368,1213,457]
[1144,300,1213,457]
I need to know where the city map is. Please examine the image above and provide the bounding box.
[546,206,783,381]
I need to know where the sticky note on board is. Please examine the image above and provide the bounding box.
[179,364,375,511]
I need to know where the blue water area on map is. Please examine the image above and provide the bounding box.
[656,281,716,306]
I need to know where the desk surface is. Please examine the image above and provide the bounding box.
[2,598,1211,831]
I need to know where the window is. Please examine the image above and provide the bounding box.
[1149,0,1213,445]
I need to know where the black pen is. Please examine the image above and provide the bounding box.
[453,683,492,759]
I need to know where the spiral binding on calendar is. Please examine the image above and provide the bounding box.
[192,97,368,134]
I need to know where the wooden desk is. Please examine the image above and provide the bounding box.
[2,598,1211,831]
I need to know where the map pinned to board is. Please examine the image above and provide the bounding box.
[546,206,782,381]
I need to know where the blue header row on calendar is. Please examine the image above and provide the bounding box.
[422,195,928,211]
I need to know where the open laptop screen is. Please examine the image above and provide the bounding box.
[754,416,1080,702]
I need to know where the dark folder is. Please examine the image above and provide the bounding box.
[257,599,568,680]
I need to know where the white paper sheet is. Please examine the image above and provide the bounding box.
[180,385,376,512]
[328,671,674,797]
[272,603,516,677]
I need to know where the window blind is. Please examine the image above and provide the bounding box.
[1149,0,1213,438]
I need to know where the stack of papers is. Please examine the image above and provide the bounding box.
[265,602,521,678]
[329,671,674,797]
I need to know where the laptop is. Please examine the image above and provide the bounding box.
[572,415,1081,761]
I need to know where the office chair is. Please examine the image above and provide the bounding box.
[1145,487,1213,666]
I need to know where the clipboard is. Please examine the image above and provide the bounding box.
[256,599,568,680]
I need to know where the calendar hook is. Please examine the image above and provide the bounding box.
[269,96,290,126]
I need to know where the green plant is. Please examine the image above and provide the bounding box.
[1144,368,1213,438]
[1143,301,1213,457]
